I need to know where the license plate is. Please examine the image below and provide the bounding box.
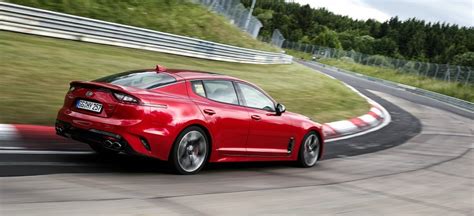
[76,100,103,113]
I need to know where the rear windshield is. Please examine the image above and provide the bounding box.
[94,71,176,89]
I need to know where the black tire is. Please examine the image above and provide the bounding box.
[169,126,210,175]
[88,143,119,156]
[297,131,321,167]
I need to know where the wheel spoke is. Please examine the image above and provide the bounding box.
[310,139,318,150]
[178,144,187,158]
[182,156,191,168]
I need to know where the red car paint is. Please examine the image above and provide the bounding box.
[56,67,324,164]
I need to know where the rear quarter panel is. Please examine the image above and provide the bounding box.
[136,82,209,160]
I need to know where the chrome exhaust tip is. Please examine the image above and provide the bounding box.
[55,126,63,133]
[104,140,113,148]
[112,142,122,149]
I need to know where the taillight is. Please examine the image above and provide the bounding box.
[113,92,139,104]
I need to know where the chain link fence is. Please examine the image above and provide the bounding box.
[283,41,473,85]
[192,0,263,38]
[270,29,285,48]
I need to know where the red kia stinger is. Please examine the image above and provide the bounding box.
[56,65,325,174]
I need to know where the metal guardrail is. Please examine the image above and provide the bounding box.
[0,2,292,64]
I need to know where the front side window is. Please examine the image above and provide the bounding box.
[202,80,239,105]
[237,83,274,111]
[95,71,176,89]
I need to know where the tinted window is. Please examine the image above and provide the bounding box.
[203,80,239,105]
[237,83,274,111]
[95,71,176,89]
[191,81,206,97]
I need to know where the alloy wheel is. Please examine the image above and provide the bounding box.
[303,134,320,166]
[176,130,208,173]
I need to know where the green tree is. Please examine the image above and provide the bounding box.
[452,52,474,66]
[338,31,356,50]
[298,35,311,44]
[313,29,342,49]
[353,35,375,54]
[241,0,474,64]
[373,37,398,57]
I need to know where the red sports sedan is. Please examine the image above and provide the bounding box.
[56,65,324,174]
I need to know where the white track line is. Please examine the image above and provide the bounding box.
[0,162,96,166]
[0,150,93,155]
[0,146,27,150]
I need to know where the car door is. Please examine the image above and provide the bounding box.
[236,82,295,157]
[188,80,250,156]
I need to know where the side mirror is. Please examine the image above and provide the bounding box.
[276,103,286,115]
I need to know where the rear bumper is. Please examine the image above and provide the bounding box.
[56,108,175,160]
[55,120,135,154]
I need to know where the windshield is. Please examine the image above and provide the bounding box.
[94,71,176,89]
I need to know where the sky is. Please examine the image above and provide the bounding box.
[292,0,474,27]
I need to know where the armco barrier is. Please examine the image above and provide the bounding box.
[0,2,292,64]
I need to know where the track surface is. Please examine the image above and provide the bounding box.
[1,62,473,215]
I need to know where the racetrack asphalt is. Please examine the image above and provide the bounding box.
[0,61,472,215]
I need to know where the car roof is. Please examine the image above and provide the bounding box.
[151,68,274,103]
[164,69,244,82]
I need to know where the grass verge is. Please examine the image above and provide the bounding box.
[0,31,368,125]
[319,59,474,102]
[6,0,278,52]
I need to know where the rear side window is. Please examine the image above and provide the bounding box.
[191,81,206,97]
[201,80,239,105]
[95,71,176,89]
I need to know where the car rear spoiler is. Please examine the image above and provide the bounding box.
[70,81,127,92]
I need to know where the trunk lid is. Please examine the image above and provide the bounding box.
[67,81,141,118]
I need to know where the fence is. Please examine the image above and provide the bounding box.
[270,29,285,48]
[0,2,292,64]
[283,41,473,85]
[192,0,263,38]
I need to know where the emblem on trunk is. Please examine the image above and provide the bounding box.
[85,91,93,97]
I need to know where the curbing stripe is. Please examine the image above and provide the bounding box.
[322,123,339,137]
[368,111,383,120]
[349,118,369,128]
[0,124,19,141]
[369,107,383,117]
[322,103,389,140]
[325,120,359,135]
[358,114,379,127]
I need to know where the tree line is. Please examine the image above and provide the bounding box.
[242,0,474,66]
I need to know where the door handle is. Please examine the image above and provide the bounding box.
[251,115,261,120]
[203,109,216,115]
